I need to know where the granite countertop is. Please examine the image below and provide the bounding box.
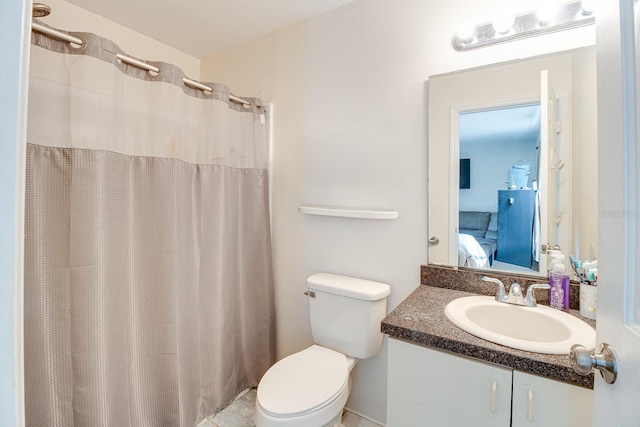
[382,284,595,389]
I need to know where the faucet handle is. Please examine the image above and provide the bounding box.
[482,276,507,302]
[525,283,551,307]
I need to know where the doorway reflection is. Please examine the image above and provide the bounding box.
[457,104,541,275]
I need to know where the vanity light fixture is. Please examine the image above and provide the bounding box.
[452,0,594,51]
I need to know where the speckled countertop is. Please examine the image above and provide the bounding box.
[382,281,595,389]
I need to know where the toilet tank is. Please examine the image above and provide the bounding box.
[306,273,391,359]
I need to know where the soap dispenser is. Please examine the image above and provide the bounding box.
[549,261,570,310]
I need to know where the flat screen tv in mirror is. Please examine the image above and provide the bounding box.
[460,159,470,189]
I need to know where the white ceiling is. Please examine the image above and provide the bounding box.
[63,0,356,59]
[459,104,541,146]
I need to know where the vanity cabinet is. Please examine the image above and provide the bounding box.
[387,338,512,426]
[511,371,592,427]
[387,338,593,427]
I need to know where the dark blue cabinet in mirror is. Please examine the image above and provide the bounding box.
[496,189,536,269]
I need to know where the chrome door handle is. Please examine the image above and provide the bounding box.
[570,343,617,384]
[428,236,440,246]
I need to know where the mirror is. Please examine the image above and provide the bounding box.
[427,46,597,278]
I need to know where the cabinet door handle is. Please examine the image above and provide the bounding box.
[527,388,534,422]
[490,380,497,413]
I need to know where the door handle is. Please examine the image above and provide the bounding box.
[490,380,497,413]
[570,343,617,384]
[428,236,439,246]
[526,388,534,422]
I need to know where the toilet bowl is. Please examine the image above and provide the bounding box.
[254,273,391,427]
[254,345,357,427]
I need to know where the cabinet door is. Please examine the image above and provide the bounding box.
[387,339,512,427]
[512,371,593,427]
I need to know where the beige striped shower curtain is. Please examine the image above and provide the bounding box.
[24,28,275,427]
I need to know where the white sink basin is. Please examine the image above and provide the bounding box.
[445,296,595,354]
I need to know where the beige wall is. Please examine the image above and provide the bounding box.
[200,0,595,422]
[39,0,201,79]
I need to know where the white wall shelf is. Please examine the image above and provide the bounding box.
[298,205,398,220]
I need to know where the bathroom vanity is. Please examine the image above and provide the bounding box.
[387,339,592,426]
[382,268,594,426]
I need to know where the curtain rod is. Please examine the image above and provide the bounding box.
[31,21,252,109]
[182,77,250,106]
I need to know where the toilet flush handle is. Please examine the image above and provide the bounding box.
[304,291,316,298]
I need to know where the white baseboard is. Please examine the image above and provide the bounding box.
[345,393,386,426]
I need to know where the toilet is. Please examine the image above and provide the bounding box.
[254,272,391,427]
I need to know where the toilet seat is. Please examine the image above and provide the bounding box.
[257,345,349,418]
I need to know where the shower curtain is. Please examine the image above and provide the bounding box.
[25,28,275,426]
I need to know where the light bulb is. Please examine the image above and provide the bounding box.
[537,1,559,25]
[456,22,476,42]
[581,0,595,15]
[492,12,514,35]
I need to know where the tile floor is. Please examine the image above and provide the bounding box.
[198,388,383,427]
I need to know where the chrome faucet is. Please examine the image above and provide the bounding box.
[482,276,550,307]
[482,276,507,302]
[524,283,551,307]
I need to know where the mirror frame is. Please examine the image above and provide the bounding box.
[427,46,598,279]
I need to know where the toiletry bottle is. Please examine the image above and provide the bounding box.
[547,250,562,274]
[549,262,570,310]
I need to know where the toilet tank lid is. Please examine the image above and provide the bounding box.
[306,273,391,301]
